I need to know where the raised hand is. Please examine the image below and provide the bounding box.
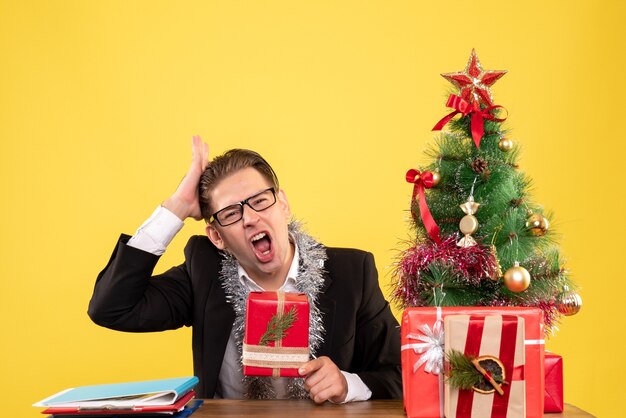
[299,356,348,404]
[162,135,209,221]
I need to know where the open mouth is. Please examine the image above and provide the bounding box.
[251,231,273,261]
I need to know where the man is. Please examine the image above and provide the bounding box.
[88,136,401,403]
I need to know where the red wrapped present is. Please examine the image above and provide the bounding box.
[243,291,310,377]
[444,315,526,418]
[401,307,544,418]
[544,352,564,412]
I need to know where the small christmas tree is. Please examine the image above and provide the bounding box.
[393,49,581,333]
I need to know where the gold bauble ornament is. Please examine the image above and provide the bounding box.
[525,213,549,236]
[498,138,513,151]
[431,171,441,186]
[557,290,582,316]
[503,262,531,292]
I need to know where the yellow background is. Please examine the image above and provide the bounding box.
[1,1,623,416]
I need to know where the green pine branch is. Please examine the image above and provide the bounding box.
[258,305,298,346]
[446,349,504,391]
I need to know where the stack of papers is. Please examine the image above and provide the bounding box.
[33,377,202,417]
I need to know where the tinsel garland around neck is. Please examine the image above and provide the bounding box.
[219,221,328,399]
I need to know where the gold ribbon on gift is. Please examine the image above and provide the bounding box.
[242,290,309,378]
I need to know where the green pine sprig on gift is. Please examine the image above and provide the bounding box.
[446,349,505,391]
[258,306,298,346]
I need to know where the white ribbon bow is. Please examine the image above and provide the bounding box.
[406,320,445,375]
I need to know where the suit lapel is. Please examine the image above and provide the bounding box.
[202,276,235,395]
[316,271,335,356]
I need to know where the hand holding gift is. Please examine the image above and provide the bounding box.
[299,356,348,404]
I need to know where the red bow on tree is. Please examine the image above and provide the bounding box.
[405,169,441,244]
[432,94,507,148]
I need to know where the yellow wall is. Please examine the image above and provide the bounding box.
[1,1,622,416]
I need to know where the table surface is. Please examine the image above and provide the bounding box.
[192,400,595,417]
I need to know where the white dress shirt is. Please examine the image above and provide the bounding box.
[128,206,372,402]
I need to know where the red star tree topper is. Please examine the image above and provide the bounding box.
[441,49,507,107]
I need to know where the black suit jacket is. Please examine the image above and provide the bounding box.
[88,234,402,399]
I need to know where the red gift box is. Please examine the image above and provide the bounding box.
[243,291,310,377]
[544,352,564,412]
[401,307,545,418]
[444,315,526,418]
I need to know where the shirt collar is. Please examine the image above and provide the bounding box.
[237,237,299,292]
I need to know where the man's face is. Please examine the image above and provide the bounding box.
[205,167,293,284]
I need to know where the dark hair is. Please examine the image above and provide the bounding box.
[199,149,280,221]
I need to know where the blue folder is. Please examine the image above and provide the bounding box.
[34,376,199,408]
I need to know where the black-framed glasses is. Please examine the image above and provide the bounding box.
[209,187,277,226]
